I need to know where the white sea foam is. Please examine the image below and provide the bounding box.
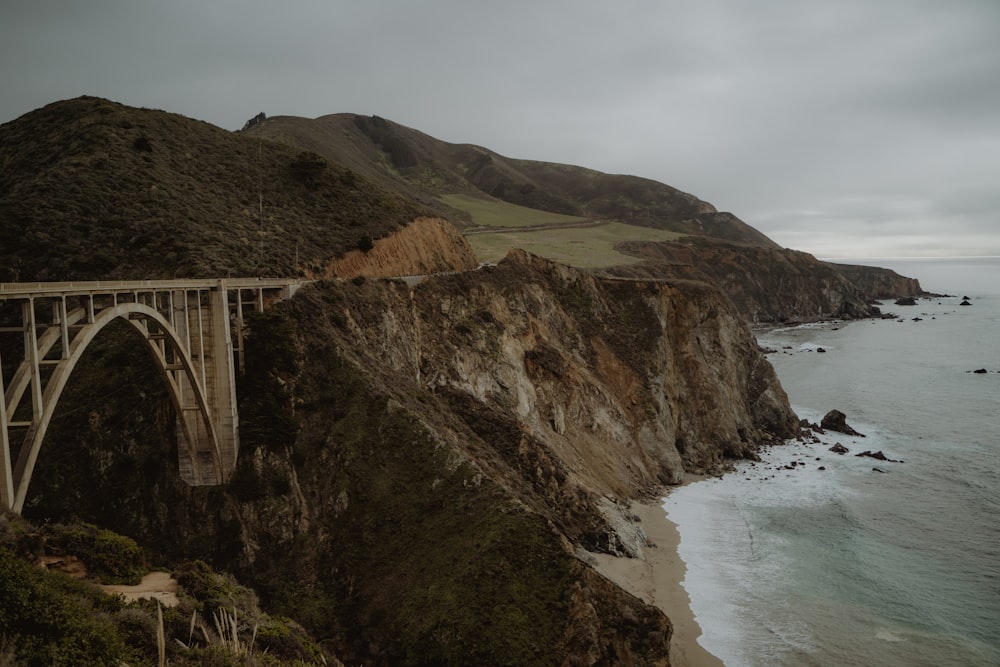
[876,628,905,643]
[664,419,881,664]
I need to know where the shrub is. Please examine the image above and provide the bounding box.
[0,546,134,666]
[290,151,327,188]
[43,523,144,585]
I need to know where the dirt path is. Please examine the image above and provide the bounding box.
[462,219,608,235]
[99,571,180,607]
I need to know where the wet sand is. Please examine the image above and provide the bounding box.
[590,496,724,667]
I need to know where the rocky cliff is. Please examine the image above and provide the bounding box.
[608,238,922,323]
[221,250,796,665]
[316,216,479,279]
[828,261,926,299]
[19,250,797,666]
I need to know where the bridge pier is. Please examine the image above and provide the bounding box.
[0,278,305,513]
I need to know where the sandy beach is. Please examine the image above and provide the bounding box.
[590,493,723,667]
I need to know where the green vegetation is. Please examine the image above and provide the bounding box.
[0,513,330,666]
[466,220,685,267]
[0,96,427,281]
[43,523,144,585]
[222,288,596,665]
[0,544,134,666]
[440,193,588,228]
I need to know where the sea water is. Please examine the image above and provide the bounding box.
[664,257,1000,666]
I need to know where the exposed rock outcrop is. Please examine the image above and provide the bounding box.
[209,249,798,664]
[829,263,925,300]
[607,238,882,323]
[820,409,865,437]
[318,216,478,279]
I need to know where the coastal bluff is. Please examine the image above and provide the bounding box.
[610,238,926,323]
[220,249,799,664]
[22,247,798,665]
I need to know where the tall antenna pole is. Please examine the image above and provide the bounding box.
[258,140,264,266]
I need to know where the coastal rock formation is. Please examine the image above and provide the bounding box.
[607,238,890,323]
[856,450,902,463]
[831,263,924,300]
[21,248,798,665]
[214,250,798,664]
[820,410,865,437]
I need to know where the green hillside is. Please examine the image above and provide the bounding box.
[0,97,426,281]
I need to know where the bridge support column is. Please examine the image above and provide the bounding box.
[0,349,13,509]
[173,283,239,485]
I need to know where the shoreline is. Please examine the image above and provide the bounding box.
[590,478,723,667]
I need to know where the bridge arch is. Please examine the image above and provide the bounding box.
[4,302,220,513]
[1,278,306,514]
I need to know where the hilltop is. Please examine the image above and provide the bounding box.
[0,97,429,280]
[243,112,778,247]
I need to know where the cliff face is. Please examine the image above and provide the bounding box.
[827,262,925,299]
[219,250,797,664]
[316,216,479,279]
[323,249,795,493]
[611,239,893,323]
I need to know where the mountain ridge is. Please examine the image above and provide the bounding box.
[242,112,780,248]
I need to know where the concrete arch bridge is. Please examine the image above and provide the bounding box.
[0,278,306,513]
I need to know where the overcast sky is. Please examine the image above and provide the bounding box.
[3,0,998,258]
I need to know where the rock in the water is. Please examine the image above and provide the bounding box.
[857,450,902,463]
[895,297,917,306]
[829,443,849,454]
[817,347,827,353]
[973,368,988,374]
[820,409,865,437]
[960,299,972,306]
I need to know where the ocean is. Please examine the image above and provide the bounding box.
[663,257,1000,667]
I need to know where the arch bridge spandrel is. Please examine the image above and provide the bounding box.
[0,278,307,513]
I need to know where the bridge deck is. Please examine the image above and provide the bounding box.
[0,278,306,299]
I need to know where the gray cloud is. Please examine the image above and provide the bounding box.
[2,0,998,258]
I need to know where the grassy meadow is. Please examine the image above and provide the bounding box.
[441,193,685,267]
[440,193,588,228]
[467,221,685,268]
